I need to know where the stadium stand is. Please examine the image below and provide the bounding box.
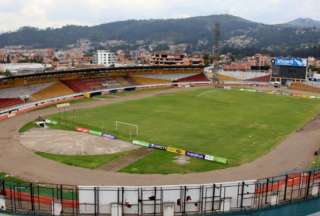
[217,71,270,81]
[63,79,104,92]
[0,83,53,99]
[63,77,129,92]
[129,75,169,85]
[246,74,271,82]
[140,73,199,81]
[0,98,24,109]
[217,73,240,81]
[32,81,74,100]
[116,77,132,86]
[176,73,209,82]
[289,82,320,93]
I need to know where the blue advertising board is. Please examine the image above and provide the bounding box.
[186,151,205,160]
[273,57,307,67]
[102,133,116,140]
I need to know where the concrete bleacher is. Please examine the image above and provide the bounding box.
[177,73,209,82]
[217,73,240,81]
[140,73,198,81]
[217,71,271,81]
[32,81,74,100]
[63,78,128,92]
[115,77,132,87]
[129,75,169,85]
[63,79,103,92]
[0,98,24,109]
[246,74,271,82]
[0,83,53,99]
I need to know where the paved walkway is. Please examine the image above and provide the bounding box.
[0,87,319,186]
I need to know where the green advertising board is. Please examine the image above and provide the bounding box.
[132,140,150,147]
[89,130,103,136]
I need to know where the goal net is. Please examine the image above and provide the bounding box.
[115,121,139,139]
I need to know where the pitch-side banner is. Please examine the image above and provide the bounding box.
[166,147,186,155]
[102,133,116,140]
[186,151,205,159]
[149,143,167,151]
[273,57,307,67]
[132,140,150,147]
[76,127,90,133]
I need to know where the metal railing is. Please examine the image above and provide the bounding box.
[0,169,320,215]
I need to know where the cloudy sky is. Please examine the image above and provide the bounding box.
[1,0,320,32]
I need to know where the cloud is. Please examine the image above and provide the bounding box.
[0,0,320,32]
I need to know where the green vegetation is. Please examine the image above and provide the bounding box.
[19,121,39,133]
[310,155,320,169]
[19,88,172,133]
[45,88,320,174]
[36,151,131,169]
[0,172,25,183]
[0,172,76,200]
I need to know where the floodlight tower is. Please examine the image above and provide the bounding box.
[213,22,221,64]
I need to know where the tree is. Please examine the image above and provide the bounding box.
[203,53,212,66]
[4,69,12,77]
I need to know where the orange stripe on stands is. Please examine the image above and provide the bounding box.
[255,173,320,194]
[4,189,78,208]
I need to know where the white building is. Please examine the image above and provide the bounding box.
[0,63,47,76]
[93,50,116,67]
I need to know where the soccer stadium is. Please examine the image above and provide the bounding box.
[0,64,320,216]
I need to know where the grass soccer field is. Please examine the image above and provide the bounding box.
[47,88,320,174]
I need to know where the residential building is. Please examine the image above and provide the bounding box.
[93,50,116,66]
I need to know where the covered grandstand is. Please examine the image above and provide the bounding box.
[0,66,205,109]
[0,65,203,89]
[0,83,53,99]
[32,81,74,101]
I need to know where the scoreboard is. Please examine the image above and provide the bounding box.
[271,57,308,83]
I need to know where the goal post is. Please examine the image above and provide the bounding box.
[115,121,139,139]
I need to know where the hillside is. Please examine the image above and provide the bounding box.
[1,14,320,56]
[285,18,320,28]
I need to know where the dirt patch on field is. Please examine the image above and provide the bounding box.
[99,148,153,171]
[174,156,190,165]
[19,128,138,155]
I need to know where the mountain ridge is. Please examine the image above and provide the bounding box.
[0,14,320,57]
[284,18,320,28]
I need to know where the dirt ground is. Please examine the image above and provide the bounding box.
[99,148,154,171]
[0,86,320,186]
[19,128,138,155]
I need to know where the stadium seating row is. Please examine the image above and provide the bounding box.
[247,74,271,82]
[0,72,209,109]
[0,98,24,109]
[176,73,209,82]
[62,77,136,92]
[139,73,199,81]
[289,82,320,93]
[32,81,74,101]
[129,76,169,85]
[0,83,53,99]
[217,71,271,81]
